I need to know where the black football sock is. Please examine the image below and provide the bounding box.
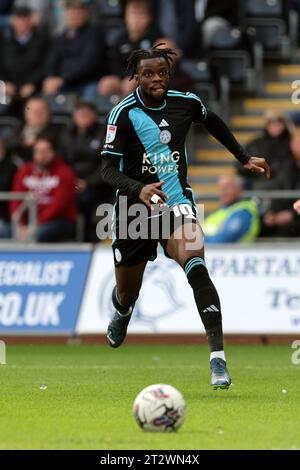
[184,256,224,352]
[112,286,135,317]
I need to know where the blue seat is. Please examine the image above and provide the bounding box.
[95,0,122,17]
[248,18,285,50]
[180,60,211,82]
[43,94,76,116]
[210,50,251,84]
[0,116,21,141]
[244,17,292,59]
[94,94,121,116]
[209,28,242,50]
[245,0,283,17]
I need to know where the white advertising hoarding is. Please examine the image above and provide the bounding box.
[76,245,300,334]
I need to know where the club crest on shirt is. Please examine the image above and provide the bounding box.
[105,125,117,143]
[159,130,172,144]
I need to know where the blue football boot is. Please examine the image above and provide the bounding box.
[210,357,232,390]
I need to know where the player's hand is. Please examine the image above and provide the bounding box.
[243,156,271,178]
[139,181,169,210]
[293,199,300,215]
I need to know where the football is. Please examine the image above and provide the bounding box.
[133,384,186,432]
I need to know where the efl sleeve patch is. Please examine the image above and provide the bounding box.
[105,125,118,143]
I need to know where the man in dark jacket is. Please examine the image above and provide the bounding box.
[262,132,300,237]
[43,0,109,100]
[0,139,17,238]
[60,101,113,240]
[0,6,49,99]
[237,110,294,190]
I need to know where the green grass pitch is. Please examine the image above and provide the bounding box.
[0,343,299,450]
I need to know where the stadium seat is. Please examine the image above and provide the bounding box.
[180,59,229,118]
[90,0,123,47]
[94,94,120,117]
[180,60,211,82]
[102,19,123,47]
[209,28,242,50]
[50,115,72,133]
[244,0,283,17]
[242,0,298,60]
[0,102,11,116]
[43,94,76,116]
[209,49,257,93]
[0,116,21,141]
[94,0,122,17]
[244,18,292,60]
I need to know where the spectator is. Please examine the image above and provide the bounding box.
[0,0,14,29]
[203,175,260,243]
[14,0,65,34]
[43,0,109,100]
[8,97,57,164]
[150,0,198,58]
[11,135,77,242]
[0,139,17,238]
[262,132,300,237]
[60,101,113,240]
[0,6,49,100]
[237,110,295,190]
[98,0,161,97]
[154,37,196,92]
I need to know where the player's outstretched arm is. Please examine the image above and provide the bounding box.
[202,110,271,178]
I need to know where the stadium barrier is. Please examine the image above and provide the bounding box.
[194,189,300,202]
[0,243,300,343]
[0,244,91,335]
[0,192,37,242]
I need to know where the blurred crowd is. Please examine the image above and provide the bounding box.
[0,0,299,242]
[237,110,300,238]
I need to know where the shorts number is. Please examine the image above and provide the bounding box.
[173,204,196,220]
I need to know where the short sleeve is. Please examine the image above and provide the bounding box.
[187,93,208,123]
[100,108,129,158]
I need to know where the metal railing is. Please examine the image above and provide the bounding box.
[0,190,299,244]
[196,190,300,201]
[0,192,37,242]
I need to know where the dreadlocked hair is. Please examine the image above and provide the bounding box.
[126,43,176,81]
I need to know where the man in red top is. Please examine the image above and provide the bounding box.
[11,135,77,242]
